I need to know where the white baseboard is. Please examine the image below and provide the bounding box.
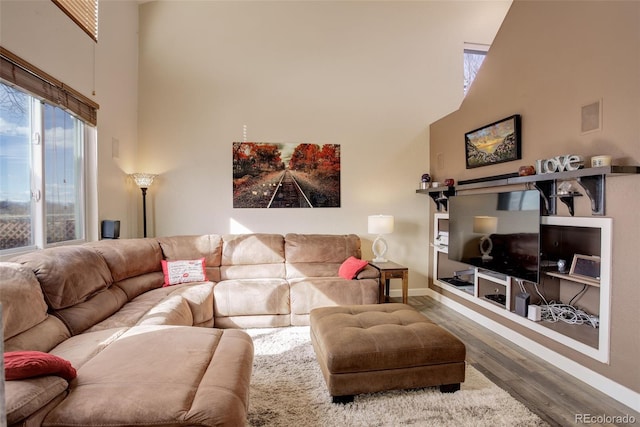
[426,288,640,413]
[389,287,430,297]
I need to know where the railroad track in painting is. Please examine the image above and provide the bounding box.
[267,170,313,208]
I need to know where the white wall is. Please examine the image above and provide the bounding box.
[138,0,510,293]
[0,0,140,239]
[1,0,510,293]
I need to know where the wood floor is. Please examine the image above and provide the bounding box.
[399,295,639,427]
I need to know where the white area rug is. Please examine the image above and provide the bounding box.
[246,326,547,427]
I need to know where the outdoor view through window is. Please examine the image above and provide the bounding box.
[0,82,84,252]
[464,44,488,96]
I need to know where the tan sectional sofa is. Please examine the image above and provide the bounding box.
[2,233,379,426]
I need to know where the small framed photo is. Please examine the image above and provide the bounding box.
[569,254,601,283]
[465,114,522,169]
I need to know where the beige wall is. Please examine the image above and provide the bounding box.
[137,1,510,293]
[429,0,640,393]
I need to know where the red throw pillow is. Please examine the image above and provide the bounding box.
[161,258,207,287]
[339,256,369,280]
[4,351,77,381]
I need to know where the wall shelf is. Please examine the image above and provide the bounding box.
[507,165,639,216]
[415,186,455,212]
[420,165,640,216]
[546,271,600,287]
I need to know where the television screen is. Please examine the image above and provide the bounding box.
[448,190,541,283]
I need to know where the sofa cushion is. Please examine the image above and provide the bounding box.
[158,234,222,282]
[214,278,290,317]
[4,316,71,353]
[285,234,362,278]
[12,246,113,310]
[85,238,162,282]
[51,286,129,335]
[220,234,286,280]
[84,287,176,332]
[165,282,215,327]
[285,233,362,263]
[4,351,77,381]
[42,326,254,427]
[135,294,194,326]
[136,282,214,327]
[289,277,379,319]
[84,282,214,332]
[112,272,165,300]
[5,376,69,425]
[50,328,130,370]
[0,262,49,340]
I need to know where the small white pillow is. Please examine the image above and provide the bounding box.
[161,258,207,287]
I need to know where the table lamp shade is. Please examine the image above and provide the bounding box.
[368,215,394,235]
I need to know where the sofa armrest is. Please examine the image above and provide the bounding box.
[356,265,380,280]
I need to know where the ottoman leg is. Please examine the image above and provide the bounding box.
[440,383,461,393]
[332,395,354,404]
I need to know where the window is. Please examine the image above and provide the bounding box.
[0,83,87,253]
[464,43,489,96]
[0,48,98,255]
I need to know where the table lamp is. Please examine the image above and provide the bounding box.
[368,215,394,262]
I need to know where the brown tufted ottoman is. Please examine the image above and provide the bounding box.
[310,303,466,403]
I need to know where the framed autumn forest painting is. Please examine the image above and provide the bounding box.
[232,142,341,208]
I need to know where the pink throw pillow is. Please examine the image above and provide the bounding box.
[5,351,77,381]
[339,256,369,280]
[161,258,207,287]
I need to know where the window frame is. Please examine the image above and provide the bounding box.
[0,49,98,259]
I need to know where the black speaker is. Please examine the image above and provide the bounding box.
[515,292,530,317]
[101,220,120,239]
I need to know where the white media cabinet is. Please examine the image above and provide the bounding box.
[419,165,640,364]
[432,212,611,363]
[419,165,640,411]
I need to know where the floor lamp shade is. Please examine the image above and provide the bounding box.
[131,173,157,189]
[368,215,394,262]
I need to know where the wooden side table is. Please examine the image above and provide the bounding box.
[368,260,408,304]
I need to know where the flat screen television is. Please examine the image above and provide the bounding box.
[448,189,541,283]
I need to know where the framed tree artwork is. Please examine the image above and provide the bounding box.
[465,114,521,168]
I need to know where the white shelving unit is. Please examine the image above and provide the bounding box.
[432,212,611,363]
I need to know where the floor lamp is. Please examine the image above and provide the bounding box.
[131,173,157,238]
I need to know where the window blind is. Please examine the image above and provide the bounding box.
[0,47,99,126]
[52,0,99,42]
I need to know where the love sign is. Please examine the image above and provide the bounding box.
[535,154,584,174]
